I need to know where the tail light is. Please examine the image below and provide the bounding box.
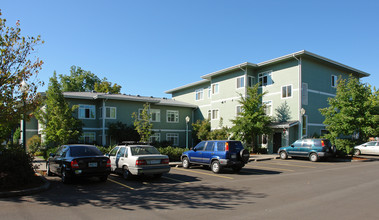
[161,158,169,164]
[225,142,229,151]
[136,160,147,165]
[106,159,111,168]
[321,140,325,147]
[71,160,79,169]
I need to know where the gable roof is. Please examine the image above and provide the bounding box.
[63,92,197,108]
[165,50,370,94]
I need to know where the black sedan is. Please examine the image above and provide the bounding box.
[47,144,111,183]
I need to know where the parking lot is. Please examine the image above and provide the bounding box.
[2,158,379,220]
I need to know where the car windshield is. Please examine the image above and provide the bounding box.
[69,146,103,157]
[130,146,160,156]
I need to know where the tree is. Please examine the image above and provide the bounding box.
[0,10,44,142]
[230,84,273,149]
[59,66,121,93]
[192,118,230,142]
[320,75,378,153]
[35,73,82,147]
[275,101,291,122]
[94,77,121,94]
[132,103,152,143]
[108,121,139,144]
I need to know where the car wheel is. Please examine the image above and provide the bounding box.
[240,149,250,163]
[99,175,108,182]
[211,160,222,173]
[182,157,190,169]
[61,169,71,184]
[309,153,318,162]
[354,149,361,156]
[46,162,53,176]
[280,151,288,160]
[122,166,132,180]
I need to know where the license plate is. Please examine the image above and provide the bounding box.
[231,154,237,159]
[150,160,161,164]
[88,162,98,167]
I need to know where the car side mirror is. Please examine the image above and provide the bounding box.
[291,145,294,148]
[193,148,197,152]
[105,153,110,157]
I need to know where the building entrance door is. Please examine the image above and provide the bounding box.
[273,133,282,153]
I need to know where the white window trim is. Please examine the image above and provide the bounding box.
[331,75,337,88]
[167,110,179,123]
[100,106,117,119]
[150,133,161,142]
[166,133,179,146]
[211,109,220,120]
[195,88,204,101]
[258,70,273,87]
[248,76,255,87]
[236,76,245,89]
[81,132,96,143]
[212,83,219,95]
[150,109,161,123]
[78,104,96,120]
[207,109,212,120]
[207,86,211,98]
[236,105,243,116]
[281,84,293,99]
[263,100,273,116]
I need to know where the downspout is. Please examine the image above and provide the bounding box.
[293,54,302,139]
[102,99,106,146]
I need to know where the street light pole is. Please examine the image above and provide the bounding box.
[20,80,28,151]
[185,116,190,150]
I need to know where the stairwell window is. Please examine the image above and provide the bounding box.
[331,75,337,88]
[79,105,96,119]
[237,76,245,88]
[282,85,292,98]
[258,71,272,86]
[100,107,117,119]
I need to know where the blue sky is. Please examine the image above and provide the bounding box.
[2,0,378,98]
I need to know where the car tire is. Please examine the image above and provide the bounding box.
[211,160,222,173]
[354,149,361,156]
[46,162,53,176]
[61,169,71,184]
[182,157,190,169]
[280,151,288,160]
[309,153,318,162]
[122,166,132,180]
[240,149,250,163]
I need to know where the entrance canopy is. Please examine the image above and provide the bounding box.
[269,120,299,129]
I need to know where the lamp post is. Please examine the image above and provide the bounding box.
[185,116,190,150]
[20,80,28,151]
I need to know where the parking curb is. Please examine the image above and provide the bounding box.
[0,173,50,198]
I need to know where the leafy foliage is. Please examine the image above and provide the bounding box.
[0,11,44,142]
[192,118,229,142]
[157,146,186,162]
[230,84,273,149]
[320,75,378,153]
[35,73,82,147]
[59,66,121,93]
[132,103,153,143]
[107,121,140,144]
[275,101,291,122]
[26,135,41,155]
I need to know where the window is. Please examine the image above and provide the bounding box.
[150,109,161,122]
[236,105,243,115]
[166,133,179,146]
[212,109,219,120]
[207,110,212,119]
[167,110,179,123]
[205,141,215,151]
[282,85,292,98]
[331,75,337,88]
[100,107,117,119]
[150,133,161,143]
[117,147,126,157]
[258,71,272,86]
[195,89,204,100]
[109,147,119,156]
[248,76,255,87]
[79,105,96,119]
[80,132,96,144]
[208,86,211,98]
[212,83,219,94]
[237,76,245,88]
[302,115,308,137]
[263,101,272,116]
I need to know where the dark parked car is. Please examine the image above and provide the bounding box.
[278,139,336,162]
[47,144,111,183]
[181,140,250,173]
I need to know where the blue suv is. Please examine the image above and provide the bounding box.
[181,140,250,173]
[278,139,336,162]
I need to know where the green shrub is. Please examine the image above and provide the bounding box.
[157,146,186,162]
[334,139,359,156]
[42,146,59,160]
[97,145,114,155]
[0,144,40,190]
[27,135,41,155]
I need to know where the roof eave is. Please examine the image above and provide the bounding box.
[201,62,257,80]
